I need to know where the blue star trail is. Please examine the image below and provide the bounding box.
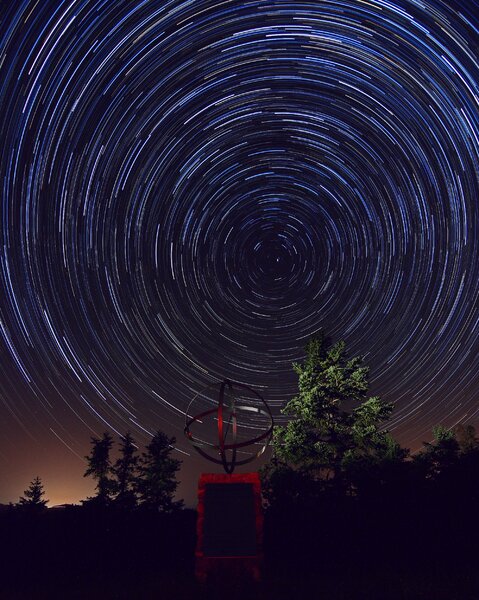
[1,0,479,485]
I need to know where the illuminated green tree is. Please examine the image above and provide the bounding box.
[270,334,394,485]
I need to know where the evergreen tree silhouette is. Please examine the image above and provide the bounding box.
[19,476,48,510]
[113,432,138,509]
[84,431,115,505]
[136,430,183,512]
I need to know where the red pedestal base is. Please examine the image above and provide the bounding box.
[195,472,263,582]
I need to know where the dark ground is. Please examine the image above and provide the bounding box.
[2,493,479,600]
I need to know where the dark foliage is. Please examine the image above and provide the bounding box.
[83,431,116,505]
[18,475,48,511]
[259,335,479,599]
[4,337,479,598]
[112,432,139,509]
[135,430,183,512]
[3,454,479,600]
[264,432,479,600]
[83,429,183,511]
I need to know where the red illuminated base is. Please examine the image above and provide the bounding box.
[195,472,263,583]
[195,555,262,583]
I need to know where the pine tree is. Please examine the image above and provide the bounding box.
[19,476,48,510]
[136,430,183,512]
[84,432,115,505]
[113,432,138,509]
[270,334,394,483]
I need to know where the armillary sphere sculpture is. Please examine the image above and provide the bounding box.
[184,379,274,474]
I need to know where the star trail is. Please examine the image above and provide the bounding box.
[1,0,479,504]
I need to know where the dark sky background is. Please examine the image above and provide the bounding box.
[1,0,479,508]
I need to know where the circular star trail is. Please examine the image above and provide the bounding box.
[1,0,479,466]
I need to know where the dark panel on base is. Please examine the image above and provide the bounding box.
[203,483,256,556]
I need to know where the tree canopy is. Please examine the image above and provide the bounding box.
[113,432,138,509]
[83,429,183,511]
[273,335,393,474]
[84,432,115,505]
[264,334,395,500]
[19,476,48,510]
[136,430,183,512]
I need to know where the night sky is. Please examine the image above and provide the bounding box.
[1,0,479,507]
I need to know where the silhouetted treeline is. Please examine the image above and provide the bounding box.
[5,420,479,599]
[4,336,479,598]
[259,336,479,598]
[262,424,479,598]
[83,429,183,511]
